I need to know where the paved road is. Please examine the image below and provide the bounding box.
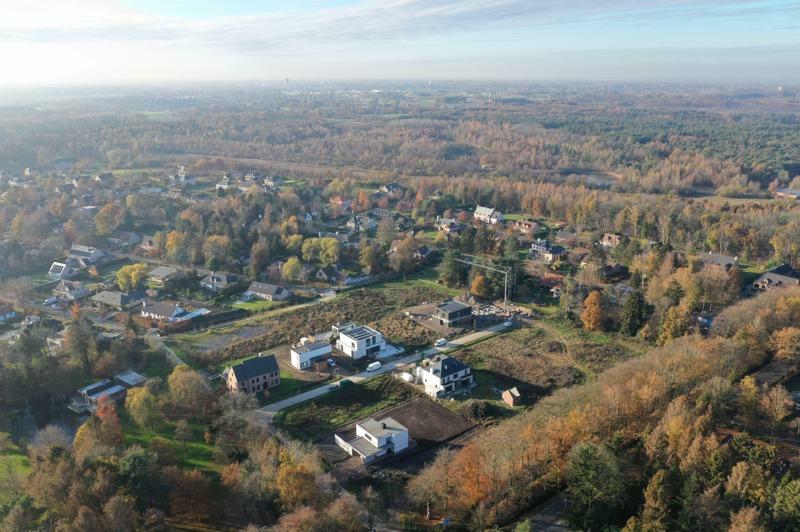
[246,321,510,427]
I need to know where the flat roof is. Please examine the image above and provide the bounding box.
[437,299,471,313]
[347,436,384,459]
[292,341,331,354]
[359,417,406,439]
[115,370,146,388]
[341,325,381,341]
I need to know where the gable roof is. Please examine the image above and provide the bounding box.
[474,205,496,218]
[701,252,738,268]
[142,301,184,319]
[148,265,177,278]
[230,354,279,382]
[247,282,286,296]
[92,290,144,307]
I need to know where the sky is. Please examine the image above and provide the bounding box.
[0,0,799,86]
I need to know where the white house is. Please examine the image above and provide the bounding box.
[67,244,105,266]
[335,417,409,464]
[334,323,386,359]
[48,260,77,281]
[290,337,333,370]
[244,282,292,301]
[52,280,90,302]
[473,205,504,224]
[416,355,474,398]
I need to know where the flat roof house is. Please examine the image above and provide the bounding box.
[245,282,292,301]
[225,354,281,394]
[335,323,386,359]
[335,417,409,464]
[434,300,473,327]
[473,205,504,225]
[416,355,474,398]
[48,260,77,281]
[291,337,333,370]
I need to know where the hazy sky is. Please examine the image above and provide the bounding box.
[1,0,799,86]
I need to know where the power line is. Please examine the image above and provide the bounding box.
[454,256,513,313]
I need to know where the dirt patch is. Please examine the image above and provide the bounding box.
[176,285,445,369]
[459,327,581,394]
[373,313,439,349]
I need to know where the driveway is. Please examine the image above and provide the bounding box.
[246,321,511,427]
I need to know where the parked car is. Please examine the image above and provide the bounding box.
[327,358,336,367]
[366,361,382,372]
[434,338,448,347]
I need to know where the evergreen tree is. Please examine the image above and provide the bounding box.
[619,289,650,336]
[581,290,605,332]
[440,249,466,287]
[640,469,672,532]
[565,443,626,530]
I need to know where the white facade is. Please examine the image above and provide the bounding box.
[290,338,333,369]
[474,205,504,224]
[416,356,474,398]
[335,324,386,359]
[335,417,409,463]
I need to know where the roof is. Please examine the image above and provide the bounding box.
[68,244,99,258]
[202,273,235,285]
[359,417,407,439]
[701,252,737,267]
[115,370,146,388]
[555,229,576,239]
[340,325,381,341]
[753,271,800,288]
[229,354,279,381]
[504,387,521,398]
[247,282,286,296]
[54,280,85,292]
[92,290,144,307]
[317,265,339,278]
[148,266,177,278]
[766,264,800,278]
[142,301,184,319]
[292,340,331,354]
[436,299,471,314]
[427,355,470,379]
[474,205,496,217]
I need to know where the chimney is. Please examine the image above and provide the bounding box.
[381,422,387,429]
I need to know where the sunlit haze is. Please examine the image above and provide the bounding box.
[1,0,799,86]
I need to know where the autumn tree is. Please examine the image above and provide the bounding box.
[770,327,800,359]
[167,365,211,420]
[125,387,160,430]
[282,256,302,282]
[727,506,765,532]
[470,273,491,299]
[389,236,416,274]
[319,238,340,266]
[738,376,761,428]
[658,304,692,345]
[761,385,791,441]
[359,242,384,274]
[116,263,149,292]
[276,463,318,510]
[202,234,231,268]
[581,290,605,332]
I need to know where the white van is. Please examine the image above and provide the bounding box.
[434,338,447,347]
[366,361,382,372]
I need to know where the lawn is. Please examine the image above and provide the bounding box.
[273,375,420,442]
[119,412,220,474]
[503,213,529,221]
[232,299,282,312]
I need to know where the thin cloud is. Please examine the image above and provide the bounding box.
[0,0,788,52]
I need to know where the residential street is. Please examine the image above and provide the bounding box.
[246,321,510,427]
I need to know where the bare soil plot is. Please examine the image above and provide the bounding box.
[326,396,476,475]
[169,284,448,369]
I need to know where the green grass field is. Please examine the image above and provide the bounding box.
[119,413,220,474]
[232,299,282,312]
[273,375,419,441]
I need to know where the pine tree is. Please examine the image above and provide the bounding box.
[440,249,466,287]
[640,469,671,531]
[620,289,650,336]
